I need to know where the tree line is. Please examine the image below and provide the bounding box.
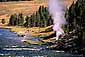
[58,0,85,51]
[8,0,85,29]
[9,13,24,26]
[8,6,53,27]
[65,0,85,48]
[64,0,85,32]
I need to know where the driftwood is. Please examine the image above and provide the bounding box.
[46,28,81,51]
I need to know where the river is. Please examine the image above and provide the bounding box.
[0,28,83,57]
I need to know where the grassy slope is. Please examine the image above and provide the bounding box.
[0,1,47,21]
[0,0,76,22]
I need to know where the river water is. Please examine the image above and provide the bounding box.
[0,28,83,57]
[0,28,27,47]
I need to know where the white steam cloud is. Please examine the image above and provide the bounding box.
[48,0,67,40]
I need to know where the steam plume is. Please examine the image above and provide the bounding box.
[48,0,67,40]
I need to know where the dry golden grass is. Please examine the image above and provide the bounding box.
[0,25,54,44]
[0,0,77,26]
[0,0,77,20]
[0,1,47,20]
[0,1,48,25]
[0,25,54,37]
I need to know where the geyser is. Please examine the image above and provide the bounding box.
[48,0,67,40]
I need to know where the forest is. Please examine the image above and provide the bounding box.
[8,0,85,32]
[8,6,53,27]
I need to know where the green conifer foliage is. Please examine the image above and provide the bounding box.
[36,11,41,27]
[64,0,85,50]
[1,19,5,24]
[9,14,16,26]
[9,6,53,27]
[24,16,30,27]
[18,13,24,26]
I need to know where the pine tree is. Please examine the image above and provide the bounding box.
[9,14,16,26]
[1,19,5,24]
[24,16,29,27]
[35,12,38,27]
[65,0,85,50]
[32,13,36,27]
[30,15,34,27]
[36,11,41,27]
[43,7,49,27]
[15,13,19,26]
[67,2,75,31]
[18,13,24,26]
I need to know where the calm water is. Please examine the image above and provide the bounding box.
[0,28,83,57]
[0,28,27,47]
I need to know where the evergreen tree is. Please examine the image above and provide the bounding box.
[32,13,36,27]
[24,16,29,27]
[67,2,75,31]
[43,7,49,27]
[38,6,43,27]
[36,11,41,27]
[30,15,34,27]
[1,19,5,24]
[9,14,16,26]
[18,13,24,26]
[67,0,85,31]
[15,13,19,25]
[35,12,38,27]
[9,13,24,26]
[65,0,85,50]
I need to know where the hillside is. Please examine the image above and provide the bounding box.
[0,0,77,20]
[0,1,47,20]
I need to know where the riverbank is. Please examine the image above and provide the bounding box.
[0,25,53,36]
[0,25,55,44]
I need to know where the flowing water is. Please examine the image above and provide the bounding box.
[0,28,82,57]
[0,28,27,47]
